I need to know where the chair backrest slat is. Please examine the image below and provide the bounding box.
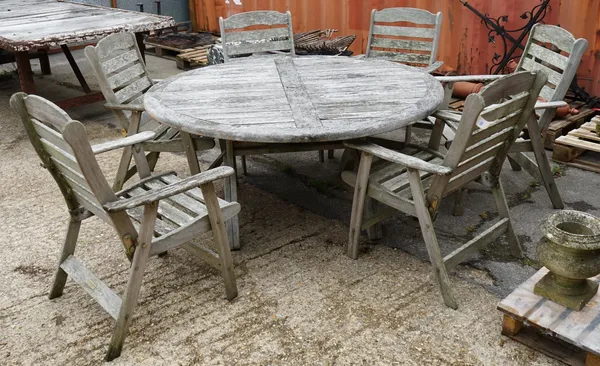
[85,32,153,129]
[219,10,295,62]
[366,7,442,66]
[515,24,588,129]
[426,71,546,200]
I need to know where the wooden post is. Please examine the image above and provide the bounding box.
[61,45,91,94]
[38,49,51,75]
[111,0,117,7]
[135,32,146,64]
[501,314,523,336]
[14,51,36,94]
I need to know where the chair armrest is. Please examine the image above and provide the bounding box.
[344,140,452,175]
[535,101,567,110]
[92,131,156,154]
[104,103,145,112]
[435,74,504,83]
[432,110,461,123]
[104,166,235,212]
[423,61,444,74]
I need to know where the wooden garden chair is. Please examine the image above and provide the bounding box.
[342,71,546,309]
[85,32,216,191]
[347,7,445,156]
[218,10,296,175]
[11,93,240,360]
[434,24,588,211]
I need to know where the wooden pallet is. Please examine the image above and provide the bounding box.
[553,117,600,173]
[176,45,210,70]
[498,268,600,366]
[544,103,597,150]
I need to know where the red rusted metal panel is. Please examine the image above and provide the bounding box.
[195,0,600,96]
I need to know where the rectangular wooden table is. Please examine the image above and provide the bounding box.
[0,0,174,108]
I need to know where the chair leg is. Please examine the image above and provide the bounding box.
[407,168,458,309]
[404,125,412,145]
[365,197,383,241]
[106,202,158,361]
[49,218,81,299]
[318,150,325,163]
[113,147,133,191]
[240,155,248,176]
[147,152,160,172]
[200,181,238,300]
[348,152,373,259]
[491,179,524,258]
[507,155,522,171]
[452,188,467,216]
[526,117,564,209]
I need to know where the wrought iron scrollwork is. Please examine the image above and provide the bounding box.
[460,0,551,74]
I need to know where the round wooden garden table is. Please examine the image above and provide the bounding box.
[144,56,444,249]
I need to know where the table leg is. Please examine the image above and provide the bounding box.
[224,140,240,250]
[135,32,146,64]
[38,49,51,75]
[15,51,36,94]
[61,45,91,94]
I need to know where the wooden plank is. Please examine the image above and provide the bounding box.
[531,24,576,53]
[444,218,509,270]
[373,8,437,24]
[372,25,435,38]
[107,63,146,90]
[221,10,290,30]
[275,58,321,128]
[526,43,569,70]
[114,77,152,104]
[102,49,139,75]
[499,267,600,359]
[60,255,122,320]
[225,27,289,42]
[370,38,433,52]
[224,39,293,57]
[520,57,563,86]
[368,50,431,64]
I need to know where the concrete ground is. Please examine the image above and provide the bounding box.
[1,49,599,365]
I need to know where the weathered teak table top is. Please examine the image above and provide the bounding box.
[0,0,174,51]
[144,56,444,143]
[0,0,175,109]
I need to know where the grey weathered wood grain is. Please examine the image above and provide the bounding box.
[342,71,545,309]
[60,255,122,320]
[144,56,444,143]
[105,167,234,212]
[0,0,175,52]
[439,24,586,210]
[85,32,215,190]
[366,7,442,69]
[219,10,295,62]
[11,93,241,361]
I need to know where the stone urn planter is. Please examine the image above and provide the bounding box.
[535,210,600,310]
